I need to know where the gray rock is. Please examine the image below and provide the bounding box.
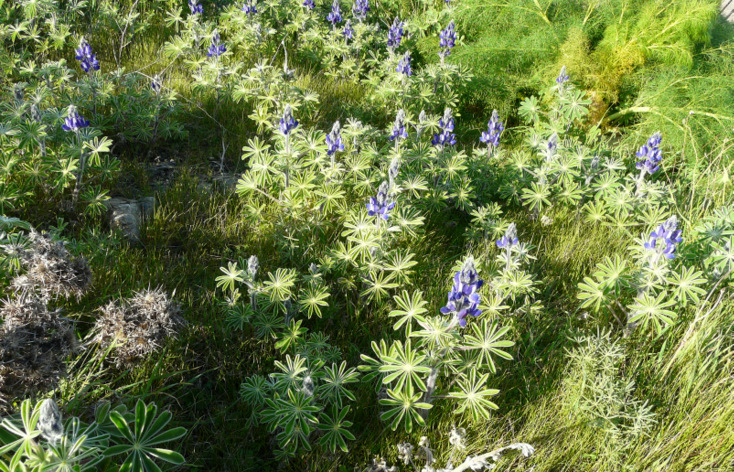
[104,197,155,243]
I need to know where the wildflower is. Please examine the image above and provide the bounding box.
[207,30,227,57]
[247,255,259,278]
[448,426,466,449]
[303,0,315,9]
[75,37,100,73]
[387,17,405,52]
[327,0,343,27]
[544,133,558,161]
[431,108,456,148]
[440,257,483,327]
[151,75,162,93]
[279,105,299,135]
[302,375,315,396]
[644,215,682,260]
[366,181,395,220]
[416,109,427,138]
[188,0,203,14]
[12,84,23,104]
[397,442,414,465]
[480,109,504,150]
[635,132,663,175]
[31,104,42,123]
[343,20,354,40]
[62,106,90,132]
[326,121,345,156]
[38,399,64,444]
[496,223,518,248]
[389,110,408,142]
[556,65,569,94]
[352,0,369,21]
[438,20,456,62]
[418,437,435,465]
[388,156,400,187]
[242,0,257,15]
[396,51,412,76]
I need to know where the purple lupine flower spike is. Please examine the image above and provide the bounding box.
[343,20,354,40]
[327,0,343,27]
[303,0,315,9]
[75,37,100,73]
[151,75,162,93]
[352,0,369,21]
[62,106,90,132]
[207,31,227,57]
[387,17,405,52]
[389,110,408,142]
[438,20,456,62]
[326,121,345,156]
[645,215,682,260]
[431,108,456,148]
[496,223,518,249]
[440,257,484,327]
[189,0,203,14]
[366,181,396,220]
[242,0,257,16]
[636,132,663,175]
[480,109,504,150]
[279,105,299,135]
[396,51,412,76]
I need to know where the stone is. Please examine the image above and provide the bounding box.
[104,197,155,243]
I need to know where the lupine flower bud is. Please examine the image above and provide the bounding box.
[635,132,663,175]
[396,51,412,76]
[247,255,259,278]
[151,75,162,93]
[388,157,400,187]
[303,0,315,9]
[389,109,408,142]
[448,426,466,449]
[279,105,299,135]
[431,108,456,148]
[366,181,396,220]
[31,104,42,122]
[440,257,483,327]
[556,65,570,94]
[13,84,24,104]
[207,30,227,57]
[75,37,100,73]
[327,0,343,26]
[545,133,558,161]
[352,0,370,21]
[38,399,63,444]
[387,17,405,52]
[326,121,345,156]
[416,110,427,137]
[62,106,90,132]
[397,442,414,465]
[302,375,315,396]
[189,0,203,14]
[496,223,518,248]
[480,109,504,149]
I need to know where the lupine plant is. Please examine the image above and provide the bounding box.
[0,398,186,472]
[578,215,707,335]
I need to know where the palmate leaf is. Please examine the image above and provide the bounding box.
[520,182,550,213]
[462,319,513,373]
[358,339,391,387]
[388,289,428,335]
[216,262,244,293]
[317,406,355,453]
[628,292,677,335]
[104,400,186,472]
[378,339,431,393]
[361,270,399,304]
[593,255,629,293]
[262,268,298,302]
[275,319,308,353]
[577,276,608,312]
[449,369,499,420]
[298,283,330,319]
[378,385,432,433]
[240,374,270,407]
[666,266,707,306]
[318,361,359,409]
